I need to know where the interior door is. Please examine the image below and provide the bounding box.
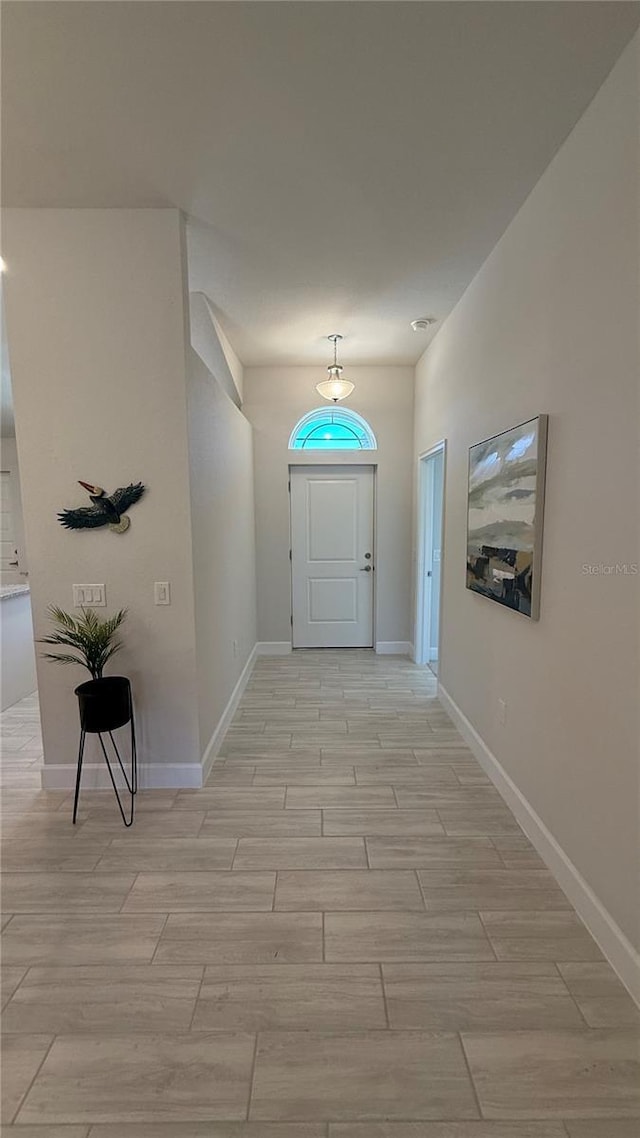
[290,465,374,648]
[0,471,20,585]
[428,450,444,662]
[418,446,444,673]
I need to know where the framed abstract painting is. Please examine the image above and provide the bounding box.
[466,415,548,619]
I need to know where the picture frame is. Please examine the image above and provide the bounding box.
[466,414,548,619]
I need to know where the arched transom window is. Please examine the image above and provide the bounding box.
[289,407,377,451]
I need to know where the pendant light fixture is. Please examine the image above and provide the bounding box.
[315,334,355,403]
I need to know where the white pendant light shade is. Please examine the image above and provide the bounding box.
[316,374,355,403]
[316,334,355,403]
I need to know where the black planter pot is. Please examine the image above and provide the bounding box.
[75,676,132,733]
[73,675,137,827]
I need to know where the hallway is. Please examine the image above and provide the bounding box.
[1,651,639,1131]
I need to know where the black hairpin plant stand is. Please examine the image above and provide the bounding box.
[73,676,137,827]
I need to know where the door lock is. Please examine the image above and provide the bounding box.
[364,552,371,559]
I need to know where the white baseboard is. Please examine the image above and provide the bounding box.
[41,762,204,790]
[41,644,260,792]
[255,641,292,655]
[438,681,640,1007]
[375,641,412,655]
[200,644,258,783]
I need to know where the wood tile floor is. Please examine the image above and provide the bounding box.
[1,654,638,1135]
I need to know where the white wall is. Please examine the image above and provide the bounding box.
[190,291,243,408]
[186,345,257,758]
[212,311,244,403]
[243,366,414,649]
[2,209,201,784]
[414,37,639,963]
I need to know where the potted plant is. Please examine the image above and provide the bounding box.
[39,605,136,824]
[40,605,127,680]
[39,605,132,730]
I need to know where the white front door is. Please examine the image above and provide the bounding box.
[290,465,374,649]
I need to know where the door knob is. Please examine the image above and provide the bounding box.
[360,565,372,572]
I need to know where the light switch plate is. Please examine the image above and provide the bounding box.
[73,584,106,607]
[154,581,171,605]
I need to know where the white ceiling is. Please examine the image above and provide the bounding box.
[3,2,638,366]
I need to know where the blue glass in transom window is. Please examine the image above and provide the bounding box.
[289,408,377,450]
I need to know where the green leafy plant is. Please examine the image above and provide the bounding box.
[39,606,127,680]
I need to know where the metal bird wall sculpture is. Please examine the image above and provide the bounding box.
[58,481,146,533]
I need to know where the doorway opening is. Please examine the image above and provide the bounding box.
[415,442,446,676]
[289,464,375,649]
[1,318,43,787]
